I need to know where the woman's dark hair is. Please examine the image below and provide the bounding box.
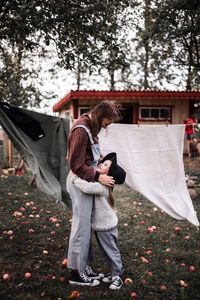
[90,100,122,135]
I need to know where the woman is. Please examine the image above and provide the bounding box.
[66,100,122,286]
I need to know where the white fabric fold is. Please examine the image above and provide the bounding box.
[99,124,199,227]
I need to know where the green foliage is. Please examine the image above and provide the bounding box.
[0,44,45,107]
[1,0,200,106]
[152,0,200,89]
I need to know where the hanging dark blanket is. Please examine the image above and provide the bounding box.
[0,101,71,209]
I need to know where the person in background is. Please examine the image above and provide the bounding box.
[182,114,197,157]
[66,101,122,286]
[68,152,126,290]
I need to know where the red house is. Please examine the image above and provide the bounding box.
[53,90,200,126]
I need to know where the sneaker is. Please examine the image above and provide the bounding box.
[102,273,112,283]
[109,276,123,290]
[69,270,100,286]
[85,265,104,280]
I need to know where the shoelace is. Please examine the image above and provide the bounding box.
[85,266,95,275]
[80,272,92,282]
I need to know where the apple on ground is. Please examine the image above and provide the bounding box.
[124,277,133,286]
[189,265,195,272]
[68,290,80,299]
[61,258,68,267]
[3,273,10,280]
[130,291,137,298]
[24,272,32,279]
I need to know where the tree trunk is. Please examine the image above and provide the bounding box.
[143,0,151,89]
[144,42,149,89]
[186,63,192,91]
[76,57,81,90]
[109,69,115,91]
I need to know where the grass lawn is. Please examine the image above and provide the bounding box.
[0,157,200,300]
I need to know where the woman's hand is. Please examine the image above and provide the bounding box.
[98,174,115,187]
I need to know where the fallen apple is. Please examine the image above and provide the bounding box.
[130,291,137,298]
[60,276,65,282]
[50,217,58,223]
[183,235,190,240]
[180,280,188,287]
[140,256,149,263]
[124,277,133,286]
[139,220,145,225]
[165,248,172,253]
[7,230,13,236]
[160,285,167,291]
[68,290,80,299]
[189,265,195,272]
[141,279,147,285]
[175,227,181,233]
[19,207,26,212]
[24,272,32,279]
[3,273,10,280]
[147,227,154,233]
[61,258,68,267]
[180,263,186,267]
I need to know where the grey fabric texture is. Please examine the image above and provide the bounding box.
[0,102,71,209]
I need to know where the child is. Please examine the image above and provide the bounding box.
[69,152,126,290]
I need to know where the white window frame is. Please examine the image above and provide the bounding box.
[139,106,171,120]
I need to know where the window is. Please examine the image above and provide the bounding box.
[140,107,170,120]
[79,107,89,116]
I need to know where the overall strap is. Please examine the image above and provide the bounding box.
[73,125,94,145]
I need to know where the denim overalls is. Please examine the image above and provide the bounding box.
[67,125,100,272]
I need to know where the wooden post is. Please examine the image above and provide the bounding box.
[2,131,8,167]
[8,139,13,167]
[2,131,13,168]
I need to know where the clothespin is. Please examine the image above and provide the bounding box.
[138,121,140,127]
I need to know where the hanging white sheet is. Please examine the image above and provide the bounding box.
[99,124,199,227]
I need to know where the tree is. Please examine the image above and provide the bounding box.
[1,44,37,107]
[54,0,135,89]
[153,0,200,90]
[0,0,134,100]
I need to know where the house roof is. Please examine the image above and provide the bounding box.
[53,90,200,112]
